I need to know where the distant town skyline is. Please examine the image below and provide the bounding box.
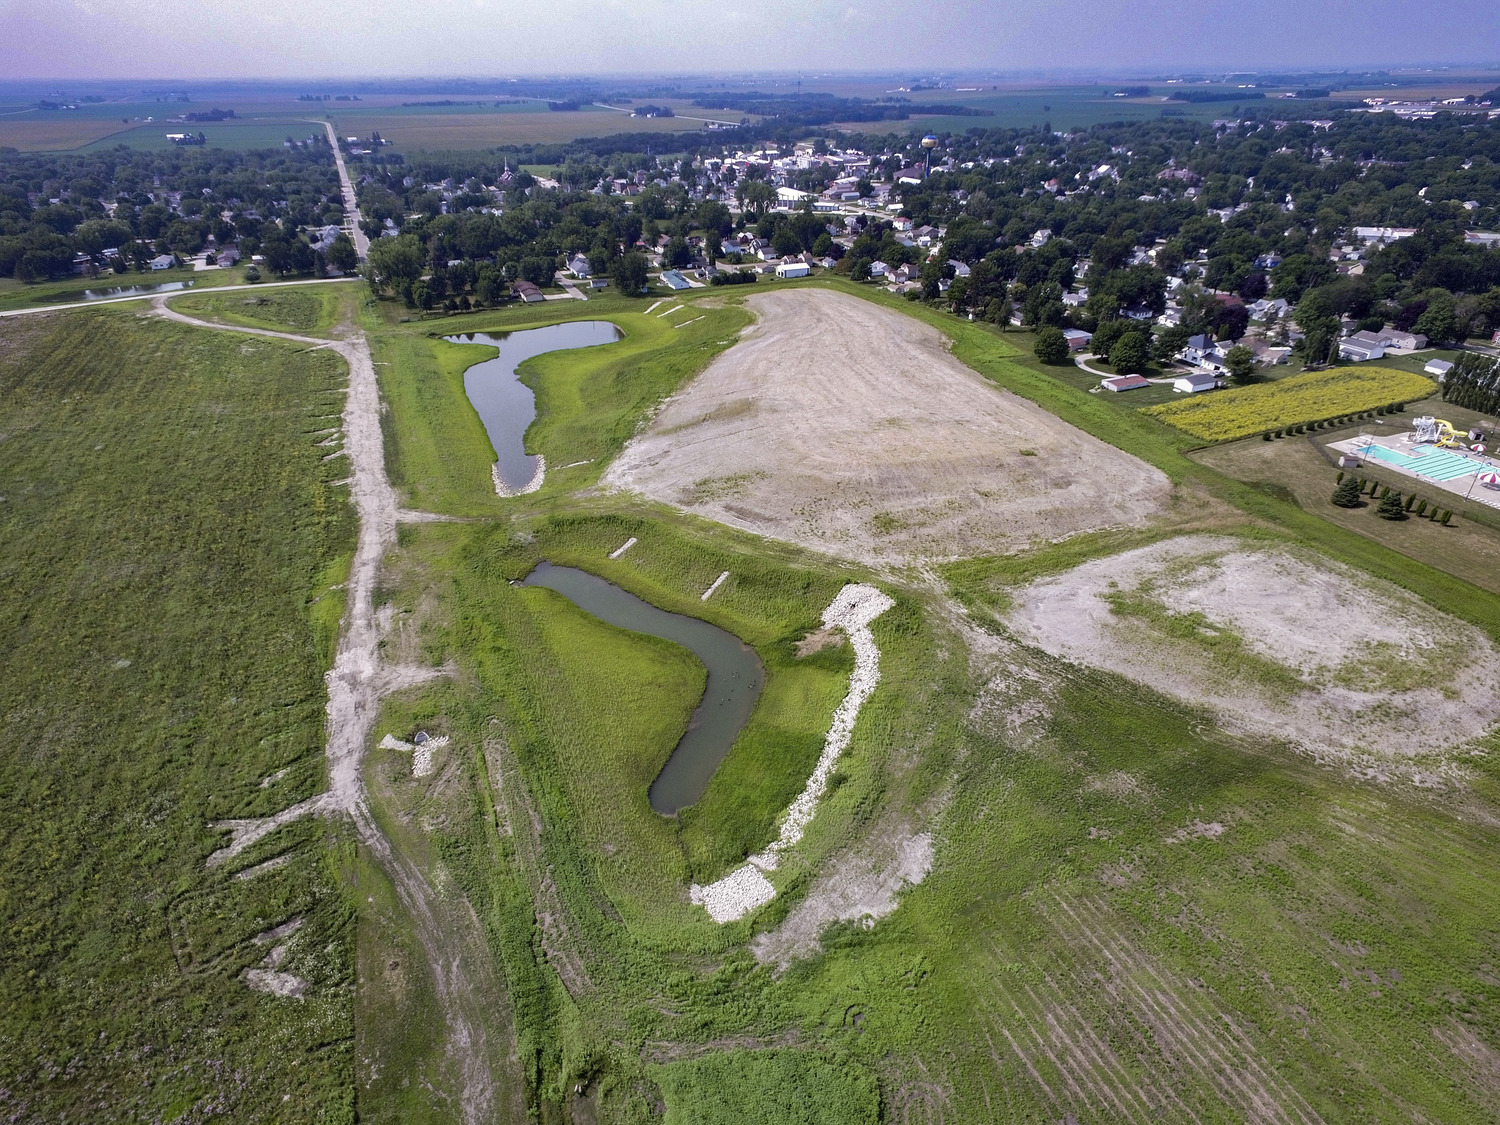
[5,0,1499,81]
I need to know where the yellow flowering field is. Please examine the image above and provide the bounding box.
[1144,366,1436,441]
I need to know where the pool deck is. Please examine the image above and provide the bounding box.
[1328,432,1500,508]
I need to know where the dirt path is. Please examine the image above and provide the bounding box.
[153,296,506,1124]
[604,289,1170,565]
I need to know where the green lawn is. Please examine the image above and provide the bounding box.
[170,281,358,335]
[0,308,358,1120]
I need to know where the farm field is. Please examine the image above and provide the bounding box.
[1145,365,1439,441]
[0,307,358,1120]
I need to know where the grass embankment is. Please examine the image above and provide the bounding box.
[0,309,358,1120]
[1145,366,1437,441]
[369,293,753,517]
[170,282,357,335]
[364,508,945,1119]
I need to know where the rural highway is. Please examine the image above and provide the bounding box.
[319,120,370,260]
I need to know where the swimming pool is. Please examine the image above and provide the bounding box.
[1362,444,1479,482]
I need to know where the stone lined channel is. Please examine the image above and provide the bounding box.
[446,321,621,492]
[520,562,763,814]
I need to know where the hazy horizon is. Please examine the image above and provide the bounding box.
[6,0,1499,82]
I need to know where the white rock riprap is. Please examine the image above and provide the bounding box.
[689,582,895,924]
[493,454,546,498]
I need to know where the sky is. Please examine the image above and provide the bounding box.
[3,0,1498,80]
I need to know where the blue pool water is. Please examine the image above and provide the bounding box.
[1362,445,1478,482]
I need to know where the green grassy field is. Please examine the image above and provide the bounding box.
[11,259,1500,1122]
[170,282,358,335]
[0,308,358,1120]
[345,276,1500,1121]
[371,294,753,517]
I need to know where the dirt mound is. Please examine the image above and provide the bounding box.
[1006,534,1500,766]
[603,289,1168,564]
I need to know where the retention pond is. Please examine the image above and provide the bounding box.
[521,562,763,814]
[446,321,621,492]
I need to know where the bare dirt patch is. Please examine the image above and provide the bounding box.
[1006,534,1500,766]
[751,827,934,968]
[603,289,1169,564]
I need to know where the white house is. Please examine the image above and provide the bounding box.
[1062,328,1094,352]
[1338,337,1385,362]
[1425,358,1454,378]
[568,254,591,279]
[775,261,811,279]
[148,254,176,270]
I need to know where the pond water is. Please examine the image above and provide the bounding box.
[521,562,763,815]
[446,321,621,492]
[75,279,196,302]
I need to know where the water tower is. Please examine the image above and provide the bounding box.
[921,134,939,177]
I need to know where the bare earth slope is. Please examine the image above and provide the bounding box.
[603,289,1169,563]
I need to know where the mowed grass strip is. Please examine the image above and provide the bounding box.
[1144,366,1437,442]
[170,283,355,336]
[0,309,358,1120]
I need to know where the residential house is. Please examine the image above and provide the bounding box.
[660,270,691,290]
[1179,334,1222,366]
[892,216,914,232]
[1346,327,1427,353]
[511,280,546,304]
[148,254,176,270]
[568,254,592,279]
[1248,297,1290,321]
[1062,328,1094,352]
[869,260,890,278]
[1338,335,1385,362]
[1063,288,1089,308]
[946,260,971,278]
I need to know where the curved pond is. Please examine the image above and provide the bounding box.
[446,321,622,492]
[521,562,763,815]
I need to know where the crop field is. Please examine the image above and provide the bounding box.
[1144,365,1439,442]
[0,308,358,1120]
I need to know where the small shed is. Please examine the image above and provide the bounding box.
[1102,374,1151,392]
[1172,372,1220,394]
[1424,358,1454,379]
